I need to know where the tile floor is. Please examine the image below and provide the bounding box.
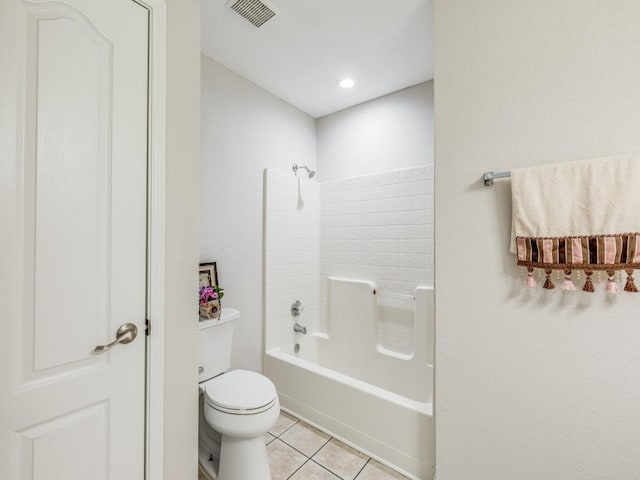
[198,410,410,480]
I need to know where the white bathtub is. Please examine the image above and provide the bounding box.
[265,280,434,479]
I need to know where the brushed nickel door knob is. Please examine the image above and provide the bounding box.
[94,323,138,353]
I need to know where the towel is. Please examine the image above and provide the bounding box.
[510,154,640,292]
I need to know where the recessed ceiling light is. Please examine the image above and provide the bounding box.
[339,78,355,89]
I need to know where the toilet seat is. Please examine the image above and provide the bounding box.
[203,369,277,415]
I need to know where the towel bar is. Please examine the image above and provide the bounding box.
[483,170,511,187]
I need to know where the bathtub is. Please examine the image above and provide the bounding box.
[265,279,434,480]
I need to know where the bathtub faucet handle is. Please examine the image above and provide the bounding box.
[291,300,304,317]
[293,323,307,334]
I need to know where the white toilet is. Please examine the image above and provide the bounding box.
[198,308,280,480]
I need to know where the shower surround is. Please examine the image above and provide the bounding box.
[263,166,434,479]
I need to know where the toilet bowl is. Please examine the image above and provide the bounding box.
[197,308,279,480]
[202,370,279,480]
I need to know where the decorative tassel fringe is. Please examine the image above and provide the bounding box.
[605,270,619,294]
[542,268,555,289]
[561,268,576,291]
[526,266,537,288]
[624,269,639,292]
[582,270,595,293]
[521,266,640,293]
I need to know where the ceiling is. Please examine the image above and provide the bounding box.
[201,0,434,118]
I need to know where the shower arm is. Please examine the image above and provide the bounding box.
[292,164,315,179]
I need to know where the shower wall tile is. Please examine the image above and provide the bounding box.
[320,166,433,288]
[265,166,434,351]
[265,170,321,350]
[320,166,434,348]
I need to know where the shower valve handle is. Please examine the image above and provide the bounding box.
[291,300,304,317]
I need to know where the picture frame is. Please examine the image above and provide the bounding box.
[199,262,221,320]
[199,262,219,289]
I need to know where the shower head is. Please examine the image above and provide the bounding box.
[292,164,316,179]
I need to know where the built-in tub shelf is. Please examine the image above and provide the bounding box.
[325,277,433,362]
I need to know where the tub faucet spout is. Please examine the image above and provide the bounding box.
[293,323,307,334]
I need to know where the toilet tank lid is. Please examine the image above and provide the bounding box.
[198,307,240,330]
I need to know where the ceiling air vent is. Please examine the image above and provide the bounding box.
[227,0,276,28]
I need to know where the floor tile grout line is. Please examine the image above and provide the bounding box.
[271,412,406,479]
[286,457,311,480]
[269,417,299,438]
[308,436,333,459]
[200,413,405,480]
[279,435,332,460]
[353,457,372,479]
[314,437,372,479]
[277,436,317,460]
[272,425,344,480]
[309,458,344,479]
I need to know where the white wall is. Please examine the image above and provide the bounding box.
[317,81,434,181]
[163,1,200,478]
[435,1,640,479]
[200,55,316,372]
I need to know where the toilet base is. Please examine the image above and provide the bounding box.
[198,444,219,479]
[218,434,271,480]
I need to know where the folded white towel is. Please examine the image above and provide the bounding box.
[511,154,640,251]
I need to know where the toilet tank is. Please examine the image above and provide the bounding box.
[198,307,240,382]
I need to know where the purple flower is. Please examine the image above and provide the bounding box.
[199,286,217,303]
[199,284,224,305]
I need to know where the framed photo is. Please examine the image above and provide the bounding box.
[199,262,219,289]
[199,262,221,320]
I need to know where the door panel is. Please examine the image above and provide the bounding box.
[27,5,112,375]
[1,0,149,478]
[17,402,108,480]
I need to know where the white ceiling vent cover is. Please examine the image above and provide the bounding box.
[227,0,276,28]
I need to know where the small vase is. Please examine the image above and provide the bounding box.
[199,299,221,320]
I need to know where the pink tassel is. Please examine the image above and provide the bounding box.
[605,270,619,294]
[526,266,537,287]
[561,269,576,291]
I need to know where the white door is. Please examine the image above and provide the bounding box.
[0,0,149,478]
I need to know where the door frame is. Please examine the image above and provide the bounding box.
[136,0,167,479]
